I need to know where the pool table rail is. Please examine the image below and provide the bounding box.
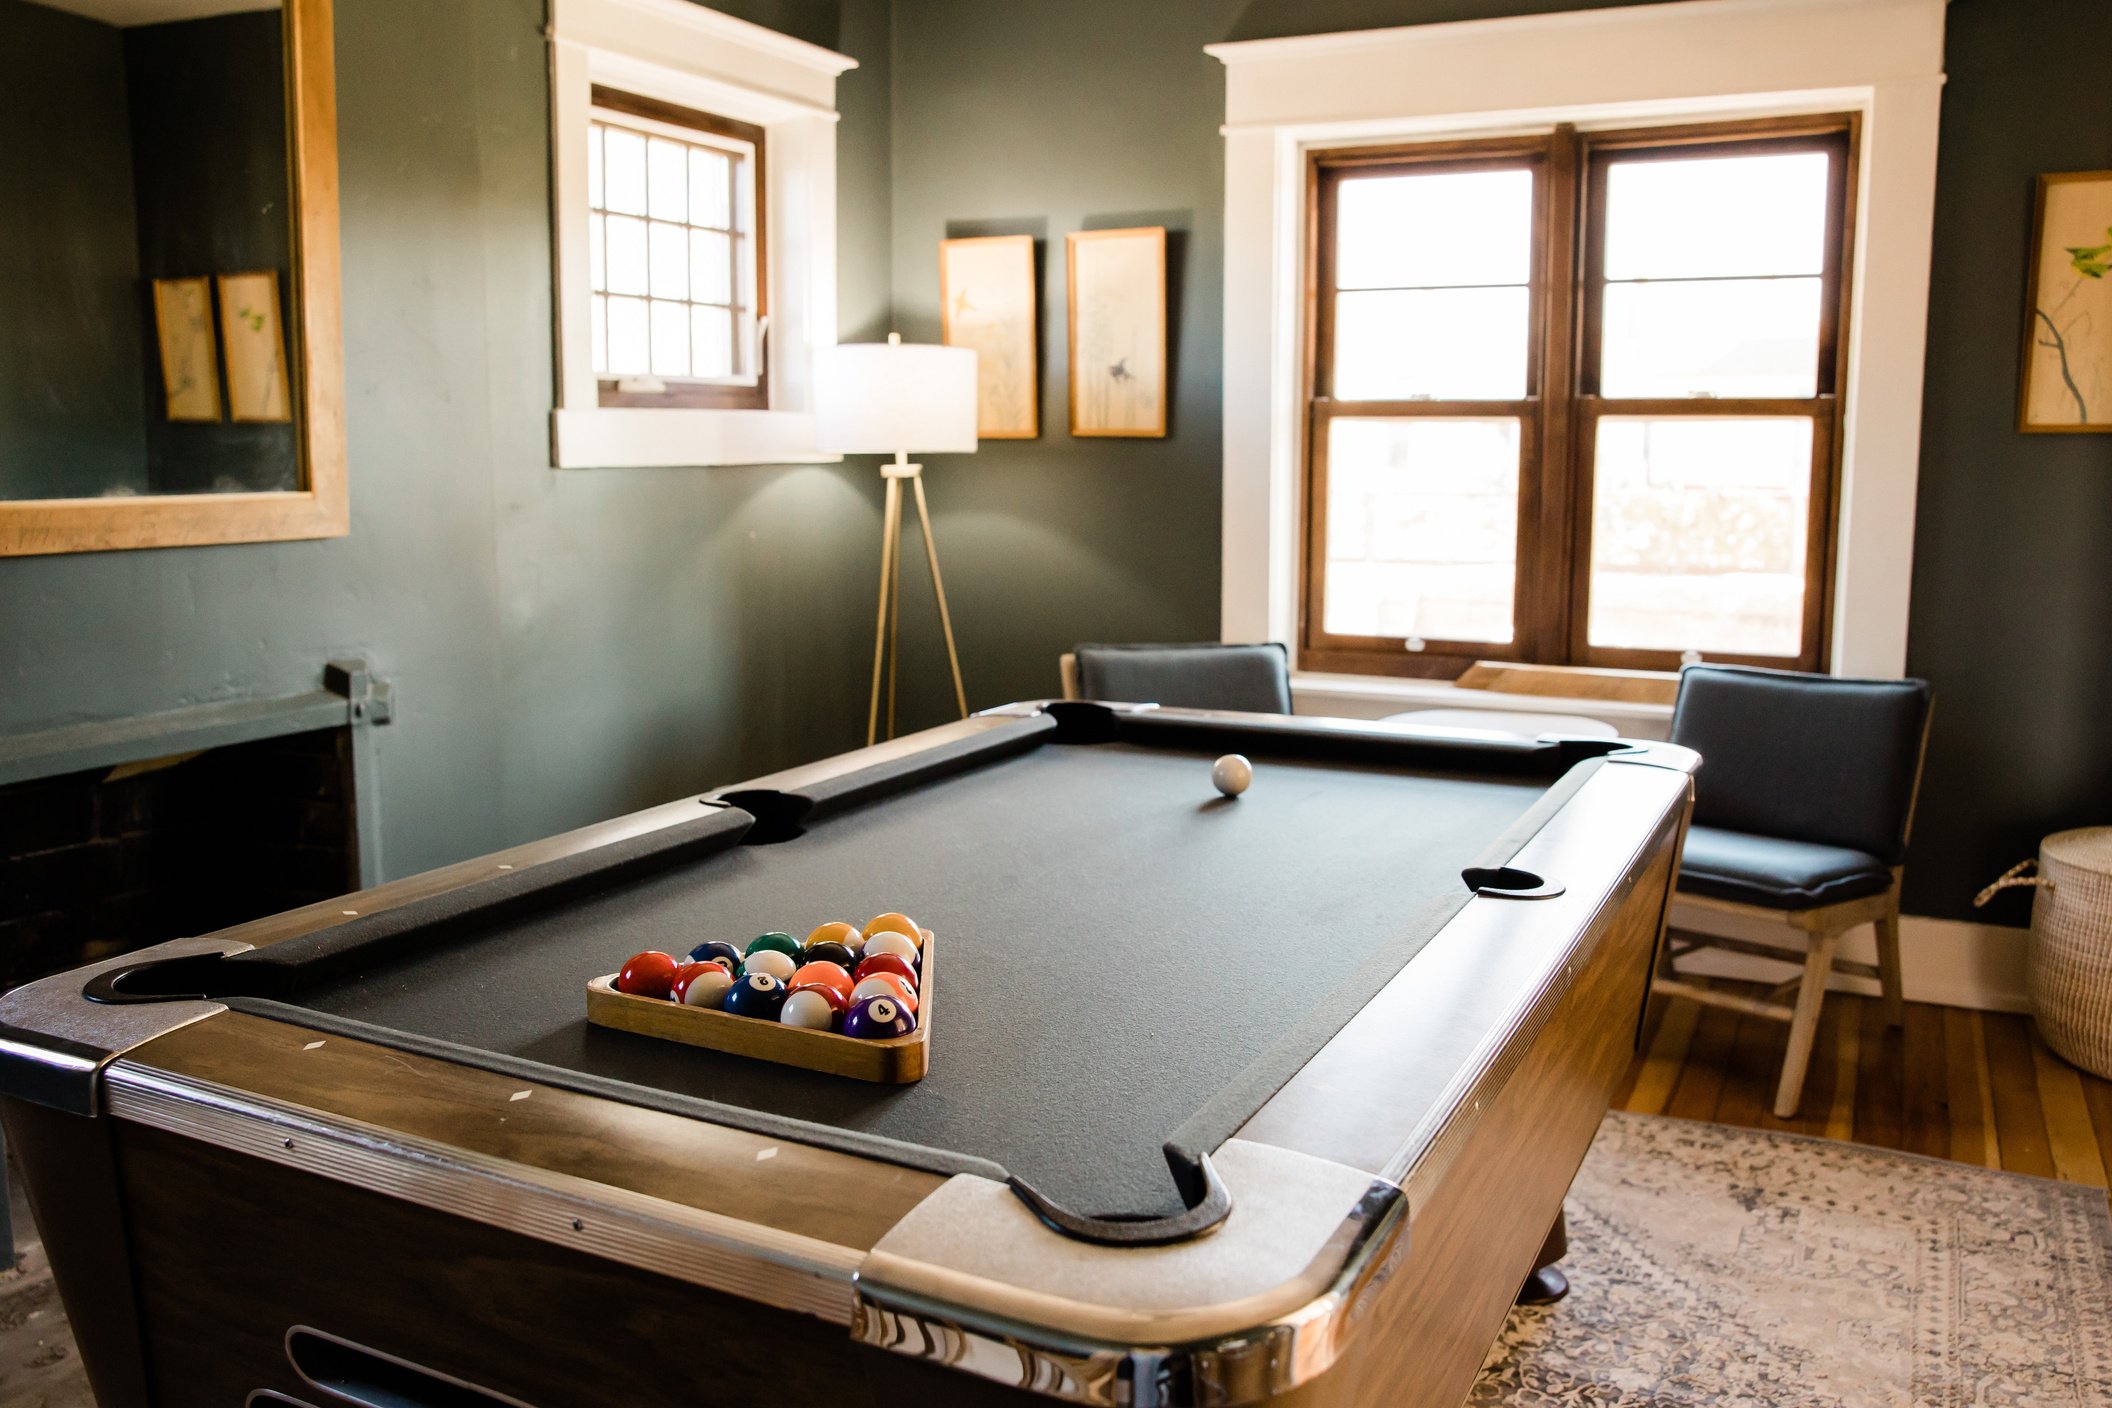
[0,703,1696,1408]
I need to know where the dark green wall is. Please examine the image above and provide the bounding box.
[878,0,1685,728]
[2,0,2104,926]
[0,0,893,880]
[0,0,148,499]
[1902,0,2112,920]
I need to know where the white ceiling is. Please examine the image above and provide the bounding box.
[33,0,276,26]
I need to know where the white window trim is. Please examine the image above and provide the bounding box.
[1207,0,1947,697]
[548,0,856,468]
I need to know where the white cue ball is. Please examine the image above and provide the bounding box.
[1212,753,1253,797]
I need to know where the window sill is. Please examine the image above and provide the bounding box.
[550,408,837,469]
[1290,670,1674,740]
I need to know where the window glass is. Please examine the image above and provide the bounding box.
[1335,288,1531,401]
[588,109,754,382]
[1322,417,1521,643]
[1599,151,1831,397]
[1586,416,1813,656]
[1333,168,1533,400]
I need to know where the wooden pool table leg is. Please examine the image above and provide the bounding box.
[1515,1208,1570,1306]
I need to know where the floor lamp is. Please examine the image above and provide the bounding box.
[814,334,980,745]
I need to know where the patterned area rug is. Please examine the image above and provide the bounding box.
[1473,1112,2112,1407]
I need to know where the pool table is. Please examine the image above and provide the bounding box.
[0,701,1693,1408]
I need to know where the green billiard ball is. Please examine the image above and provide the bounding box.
[746,931,803,960]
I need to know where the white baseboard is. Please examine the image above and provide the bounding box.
[1667,902,2031,1014]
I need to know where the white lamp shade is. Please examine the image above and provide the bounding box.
[813,340,979,455]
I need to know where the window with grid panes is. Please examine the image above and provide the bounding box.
[1303,117,1855,677]
[587,87,765,410]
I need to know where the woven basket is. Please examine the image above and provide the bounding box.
[1976,827,2112,1079]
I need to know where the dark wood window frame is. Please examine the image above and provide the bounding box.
[589,86,768,412]
[1300,114,1859,680]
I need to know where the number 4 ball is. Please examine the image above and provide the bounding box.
[1212,754,1253,798]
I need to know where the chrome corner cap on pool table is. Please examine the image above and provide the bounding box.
[853,1141,1408,1408]
[0,934,252,1116]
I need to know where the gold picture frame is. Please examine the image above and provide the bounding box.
[151,277,222,422]
[218,272,293,423]
[940,235,1038,439]
[1065,226,1166,438]
[2019,169,2112,433]
[0,0,344,556]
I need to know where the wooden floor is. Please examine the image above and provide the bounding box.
[1616,985,2112,1194]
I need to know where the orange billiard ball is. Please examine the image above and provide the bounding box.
[790,960,854,1001]
[851,973,917,1014]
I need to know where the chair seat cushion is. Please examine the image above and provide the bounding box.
[1677,825,1894,910]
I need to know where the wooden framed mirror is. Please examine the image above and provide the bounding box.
[0,0,342,556]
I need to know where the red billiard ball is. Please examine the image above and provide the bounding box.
[854,953,918,989]
[787,979,847,1015]
[616,951,679,999]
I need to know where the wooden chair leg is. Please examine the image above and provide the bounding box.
[1874,899,1905,1029]
[1774,929,1840,1118]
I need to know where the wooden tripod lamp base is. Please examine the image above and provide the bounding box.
[812,333,981,747]
[870,453,968,745]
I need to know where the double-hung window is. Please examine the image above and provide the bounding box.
[1304,116,1856,677]
[588,88,764,410]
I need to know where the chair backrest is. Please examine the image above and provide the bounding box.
[1071,642,1292,714]
[1671,664,1932,864]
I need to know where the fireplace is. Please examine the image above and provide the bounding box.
[0,660,391,990]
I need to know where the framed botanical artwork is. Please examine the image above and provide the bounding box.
[151,277,222,422]
[940,235,1037,438]
[2020,170,2112,433]
[1065,227,1166,437]
[218,271,294,423]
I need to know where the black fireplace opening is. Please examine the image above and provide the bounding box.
[0,728,357,991]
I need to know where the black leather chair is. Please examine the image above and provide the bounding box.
[1655,664,1933,1116]
[1061,643,1293,714]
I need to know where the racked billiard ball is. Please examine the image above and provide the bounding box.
[741,949,798,983]
[779,988,839,1031]
[722,972,788,1019]
[854,953,918,988]
[672,962,733,1009]
[688,940,743,972]
[804,921,864,956]
[844,993,916,1040]
[746,932,803,960]
[790,960,853,1001]
[851,973,916,1014]
[862,931,920,966]
[864,913,922,946]
[786,978,847,1016]
[616,951,679,999]
[802,940,858,971]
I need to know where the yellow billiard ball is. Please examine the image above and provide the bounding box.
[864,912,922,947]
